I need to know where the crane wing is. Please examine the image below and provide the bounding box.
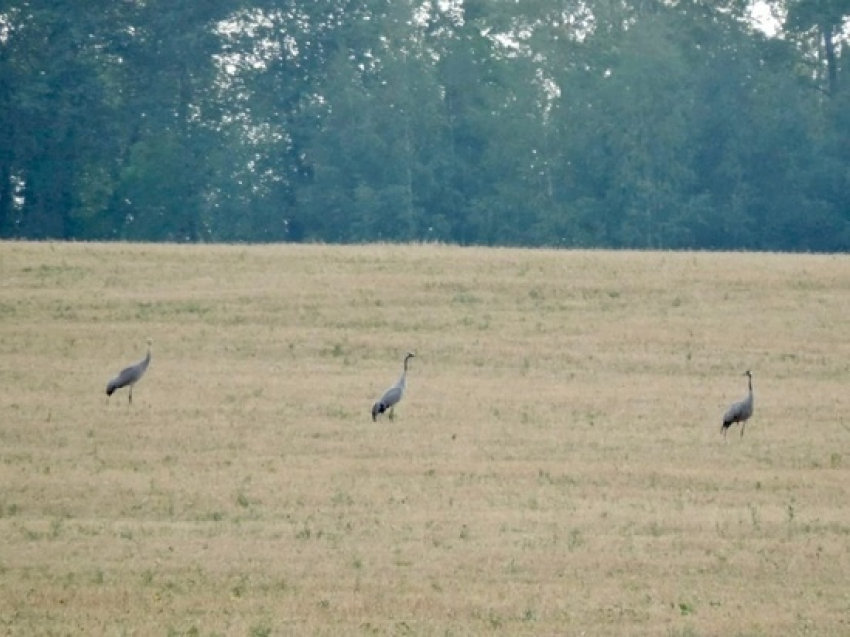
[107,365,135,394]
[106,356,149,394]
[380,386,403,408]
[723,398,746,424]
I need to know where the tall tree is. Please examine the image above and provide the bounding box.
[108,0,242,241]
[785,0,850,94]
[0,1,127,238]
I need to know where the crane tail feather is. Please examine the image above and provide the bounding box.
[372,402,387,421]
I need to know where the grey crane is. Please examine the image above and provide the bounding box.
[371,352,415,422]
[106,338,152,403]
[721,370,754,438]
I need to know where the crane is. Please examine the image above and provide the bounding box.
[722,370,754,438]
[372,352,415,422]
[106,338,152,404]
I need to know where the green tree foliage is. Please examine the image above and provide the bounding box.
[0,0,847,251]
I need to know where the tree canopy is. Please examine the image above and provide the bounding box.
[1,0,848,251]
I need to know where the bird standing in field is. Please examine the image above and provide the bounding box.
[372,352,415,422]
[721,370,754,438]
[106,338,152,404]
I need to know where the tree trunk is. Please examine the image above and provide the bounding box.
[822,23,838,95]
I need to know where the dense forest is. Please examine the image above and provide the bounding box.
[0,0,848,251]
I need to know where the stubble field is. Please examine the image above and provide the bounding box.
[0,241,848,636]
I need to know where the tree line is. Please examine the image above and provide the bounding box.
[1,0,848,251]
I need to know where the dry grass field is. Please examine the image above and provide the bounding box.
[0,241,848,636]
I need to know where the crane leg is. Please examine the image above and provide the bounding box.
[128,386,133,404]
[740,423,745,438]
[389,408,395,421]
